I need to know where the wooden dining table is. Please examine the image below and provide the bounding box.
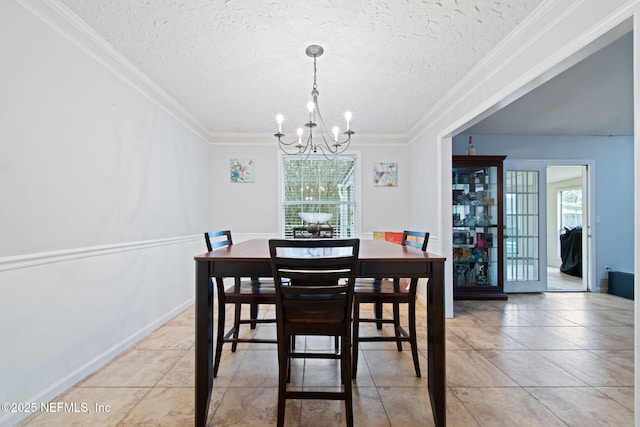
[194,238,446,426]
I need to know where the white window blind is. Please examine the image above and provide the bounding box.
[282,155,357,238]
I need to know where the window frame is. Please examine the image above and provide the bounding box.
[278,152,361,238]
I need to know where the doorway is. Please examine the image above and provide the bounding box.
[546,165,589,291]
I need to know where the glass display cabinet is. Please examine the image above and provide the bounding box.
[452,155,507,300]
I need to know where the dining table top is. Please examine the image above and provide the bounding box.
[194,238,446,262]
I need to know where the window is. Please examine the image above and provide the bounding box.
[559,188,582,229]
[281,155,357,238]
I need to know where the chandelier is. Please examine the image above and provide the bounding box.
[274,45,354,159]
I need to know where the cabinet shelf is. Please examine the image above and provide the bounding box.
[452,155,507,300]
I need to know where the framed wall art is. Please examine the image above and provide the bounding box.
[230,158,254,183]
[373,162,398,187]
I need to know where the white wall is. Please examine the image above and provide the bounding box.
[208,135,410,238]
[0,1,209,425]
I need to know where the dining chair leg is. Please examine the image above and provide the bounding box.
[231,303,241,352]
[375,302,383,329]
[250,302,258,329]
[351,299,360,379]
[393,301,403,352]
[286,336,293,383]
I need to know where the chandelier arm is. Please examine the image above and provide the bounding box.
[311,144,342,161]
[275,134,312,155]
[316,107,352,146]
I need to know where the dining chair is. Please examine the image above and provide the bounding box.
[204,230,277,377]
[352,230,429,378]
[269,238,360,427]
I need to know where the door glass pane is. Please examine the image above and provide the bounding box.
[505,171,539,281]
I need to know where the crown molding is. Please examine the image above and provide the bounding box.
[15,0,211,143]
[207,132,409,146]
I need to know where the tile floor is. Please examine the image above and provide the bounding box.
[20,292,634,426]
[546,267,584,291]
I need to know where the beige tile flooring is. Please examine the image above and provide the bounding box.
[20,292,634,426]
[546,267,584,291]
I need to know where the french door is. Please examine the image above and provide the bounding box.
[504,161,547,292]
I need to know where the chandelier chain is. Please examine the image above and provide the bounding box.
[312,56,318,92]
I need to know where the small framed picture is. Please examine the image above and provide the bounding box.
[373,162,398,187]
[230,158,254,183]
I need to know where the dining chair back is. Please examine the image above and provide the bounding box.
[352,230,429,379]
[269,238,360,427]
[204,230,276,377]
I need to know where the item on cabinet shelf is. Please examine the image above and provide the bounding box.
[476,233,485,248]
[453,213,462,226]
[453,190,465,205]
[464,214,476,227]
[476,191,488,205]
[465,232,474,245]
[478,214,492,227]
[466,136,476,156]
[453,232,466,245]
[485,233,493,247]
[466,269,476,286]
[456,266,468,286]
[476,265,486,285]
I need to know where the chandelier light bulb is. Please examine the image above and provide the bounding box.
[332,127,339,140]
[276,114,284,133]
[344,111,352,130]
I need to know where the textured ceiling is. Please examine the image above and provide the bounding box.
[58,0,543,136]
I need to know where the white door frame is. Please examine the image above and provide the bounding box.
[546,159,595,292]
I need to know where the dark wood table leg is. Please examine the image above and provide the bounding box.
[427,262,446,426]
[195,261,213,427]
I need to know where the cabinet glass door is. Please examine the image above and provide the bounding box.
[452,165,499,290]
